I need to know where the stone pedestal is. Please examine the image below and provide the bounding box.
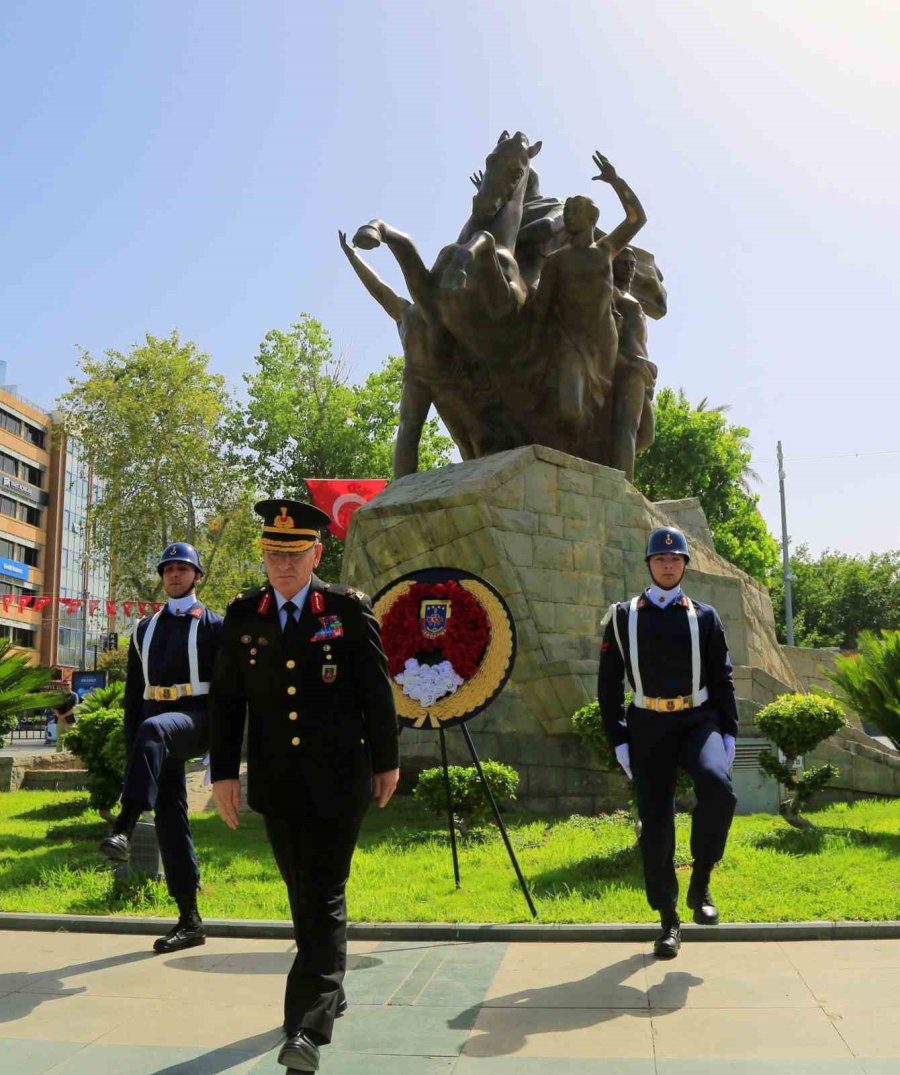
[341,445,880,812]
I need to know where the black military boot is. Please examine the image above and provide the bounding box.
[98,800,143,862]
[653,910,681,959]
[153,894,206,954]
[686,862,720,925]
[277,1029,320,1071]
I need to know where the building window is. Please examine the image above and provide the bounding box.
[19,504,41,527]
[23,424,45,449]
[0,453,16,476]
[0,411,20,436]
[22,463,42,487]
[22,545,39,568]
[0,496,15,519]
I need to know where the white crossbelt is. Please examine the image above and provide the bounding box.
[137,609,210,700]
[603,597,708,710]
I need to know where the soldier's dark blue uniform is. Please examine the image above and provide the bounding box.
[100,542,223,953]
[121,599,223,894]
[598,526,738,957]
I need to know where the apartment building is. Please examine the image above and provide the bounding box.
[0,371,110,672]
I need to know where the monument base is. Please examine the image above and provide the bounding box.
[343,445,890,813]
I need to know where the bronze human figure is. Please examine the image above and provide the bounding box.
[611,247,658,481]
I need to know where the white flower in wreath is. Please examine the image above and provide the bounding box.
[394,658,464,707]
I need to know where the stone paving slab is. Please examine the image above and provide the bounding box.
[0,930,898,1073]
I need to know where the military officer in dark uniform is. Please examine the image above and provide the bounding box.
[598,526,738,959]
[99,542,223,953]
[208,499,399,1073]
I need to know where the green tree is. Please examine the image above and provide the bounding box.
[97,640,129,683]
[770,546,900,648]
[826,630,900,749]
[0,641,65,747]
[634,388,779,583]
[232,315,454,579]
[59,331,256,605]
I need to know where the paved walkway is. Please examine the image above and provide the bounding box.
[0,929,898,1074]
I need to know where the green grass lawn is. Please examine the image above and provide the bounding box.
[1,791,898,923]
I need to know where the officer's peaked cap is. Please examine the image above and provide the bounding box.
[158,542,204,576]
[255,499,330,552]
[646,526,690,561]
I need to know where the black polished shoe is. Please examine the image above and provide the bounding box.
[653,918,681,959]
[98,833,131,863]
[686,884,720,925]
[277,1030,320,1071]
[152,921,207,954]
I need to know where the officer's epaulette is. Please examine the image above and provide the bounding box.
[326,583,370,602]
[228,586,265,609]
[636,596,649,610]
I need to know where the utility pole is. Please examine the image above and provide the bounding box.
[777,440,794,646]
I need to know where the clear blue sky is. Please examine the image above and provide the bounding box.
[2,1,898,557]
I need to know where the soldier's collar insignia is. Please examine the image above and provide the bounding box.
[310,590,326,615]
[257,591,273,615]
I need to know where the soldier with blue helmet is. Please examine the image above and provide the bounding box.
[598,525,738,959]
[99,541,223,954]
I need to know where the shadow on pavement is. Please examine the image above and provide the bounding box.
[150,1027,283,1074]
[448,953,703,1058]
[0,949,156,1021]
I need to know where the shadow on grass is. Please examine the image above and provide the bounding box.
[529,844,647,899]
[749,825,900,856]
[8,797,93,822]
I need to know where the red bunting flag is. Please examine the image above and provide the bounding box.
[88,600,100,616]
[137,602,149,617]
[17,595,33,612]
[152,602,164,613]
[304,478,387,541]
[32,596,52,613]
[123,601,133,618]
[106,600,117,617]
[61,598,84,615]
[2,595,13,613]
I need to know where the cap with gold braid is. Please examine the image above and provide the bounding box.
[254,498,331,553]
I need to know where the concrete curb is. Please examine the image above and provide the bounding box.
[2,912,899,942]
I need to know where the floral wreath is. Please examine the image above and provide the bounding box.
[380,580,490,708]
[374,572,516,728]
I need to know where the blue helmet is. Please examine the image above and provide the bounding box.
[646,527,690,561]
[157,542,204,577]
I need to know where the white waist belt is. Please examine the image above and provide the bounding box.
[137,610,208,701]
[606,595,707,712]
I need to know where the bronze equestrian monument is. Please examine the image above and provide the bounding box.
[340,132,900,812]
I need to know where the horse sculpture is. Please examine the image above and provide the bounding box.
[344,132,666,476]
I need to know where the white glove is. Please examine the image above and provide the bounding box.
[723,734,736,769]
[615,743,633,780]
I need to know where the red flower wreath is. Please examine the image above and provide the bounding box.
[381,580,491,679]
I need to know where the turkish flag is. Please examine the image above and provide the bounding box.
[304,479,387,540]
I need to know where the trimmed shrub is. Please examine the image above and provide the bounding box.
[415,760,519,836]
[756,692,847,828]
[66,707,126,814]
